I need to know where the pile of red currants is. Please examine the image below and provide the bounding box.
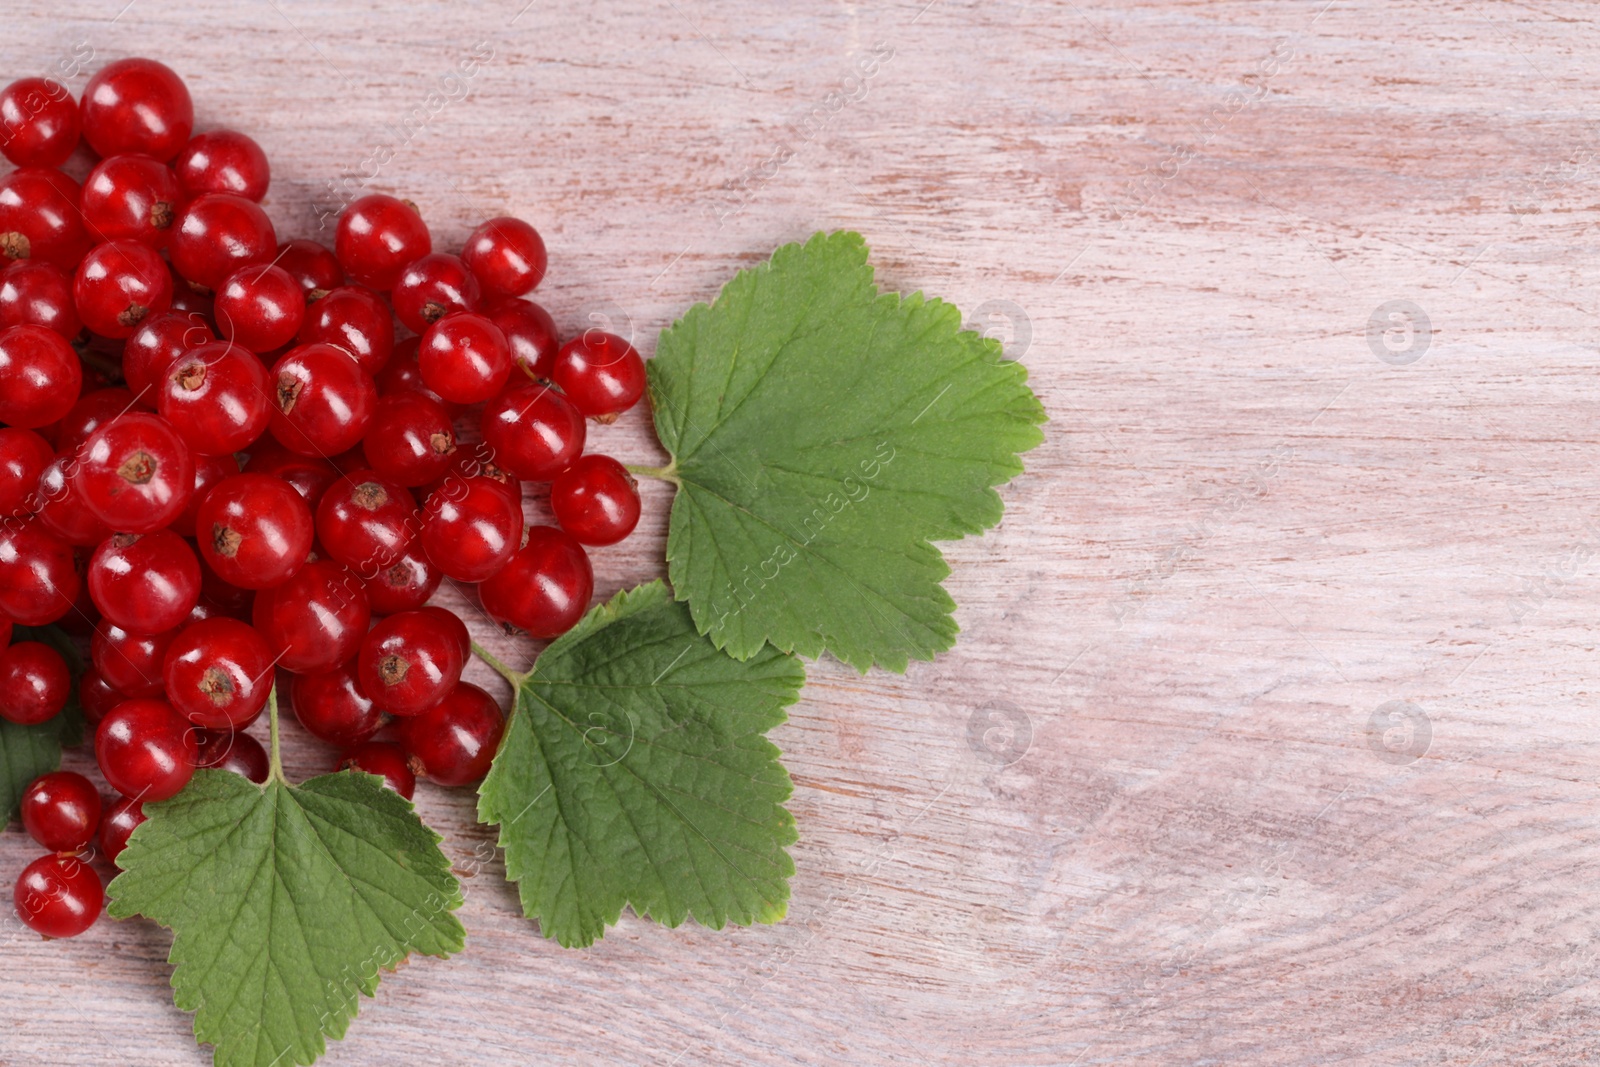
[1,57,648,939]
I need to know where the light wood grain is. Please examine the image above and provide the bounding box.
[5,1,1600,1064]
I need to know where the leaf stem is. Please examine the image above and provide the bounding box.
[625,460,680,486]
[472,642,524,687]
[266,684,288,786]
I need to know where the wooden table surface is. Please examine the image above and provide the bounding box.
[5,1,1599,1064]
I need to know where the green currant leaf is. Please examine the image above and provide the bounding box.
[477,581,803,948]
[647,230,1046,672]
[107,768,465,1067]
[0,626,88,818]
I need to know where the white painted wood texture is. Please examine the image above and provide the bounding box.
[4,1,1599,1063]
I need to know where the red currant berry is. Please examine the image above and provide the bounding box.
[420,605,471,660]
[173,129,269,201]
[0,641,70,725]
[164,617,274,729]
[20,771,102,852]
[297,285,392,374]
[81,154,180,249]
[241,437,340,506]
[361,392,457,487]
[195,472,313,590]
[392,252,479,334]
[478,525,593,638]
[170,193,276,291]
[289,658,385,747]
[363,546,441,615]
[357,609,464,717]
[92,623,176,698]
[0,427,54,516]
[95,696,198,801]
[335,740,414,799]
[483,295,559,380]
[35,454,114,547]
[0,167,90,270]
[0,78,80,168]
[80,666,121,727]
[316,473,418,576]
[215,263,304,352]
[124,310,214,399]
[552,330,646,419]
[396,681,505,787]
[80,57,193,162]
[0,521,80,625]
[156,341,272,456]
[0,259,80,339]
[74,412,194,533]
[14,854,103,937]
[462,217,546,298]
[0,323,82,428]
[252,559,370,674]
[335,194,430,291]
[98,796,145,866]
[169,451,239,540]
[421,475,523,582]
[375,335,459,414]
[481,380,585,480]
[88,530,201,634]
[73,240,173,338]
[551,455,641,546]
[193,727,269,782]
[418,312,510,404]
[268,343,378,456]
[277,239,344,296]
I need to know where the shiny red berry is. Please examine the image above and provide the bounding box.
[20,771,102,852]
[392,252,479,334]
[421,475,523,582]
[170,193,276,291]
[215,263,305,352]
[418,311,510,404]
[0,521,80,625]
[420,606,471,660]
[74,412,194,534]
[297,285,392,373]
[88,530,201,635]
[276,239,344,296]
[362,546,441,615]
[552,330,646,418]
[316,472,418,576]
[0,167,91,270]
[289,658,385,747]
[195,472,313,590]
[35,454,114,547]
[0,426,53,516]
[357,609,464,717]
[173,129,269,201]
[98,796,145,866]
[483,295,559,380]
[193,727,269,782]
[268,342,378,456]
[478,525,593,638]
[0,78,81,168]
[335,194,430,291]
[462,217,546,298]
[361,391,457,487]
[92,623,176,698]
[124,310,214,399]
[157,341,272,456]
[80,57,193,162]
[481,380,585,481]
[0,641,70,725]
[396,682,505,787]
[163,617,275,729]
[551,455,641,546]
[335,740,414,799]
[95,696,198,801]
[252,559,370,674]
[81,154,180,248]
[0,259,80,339]
[73,239,173,338]
[14,854,103,937]
[0,323,82,428]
